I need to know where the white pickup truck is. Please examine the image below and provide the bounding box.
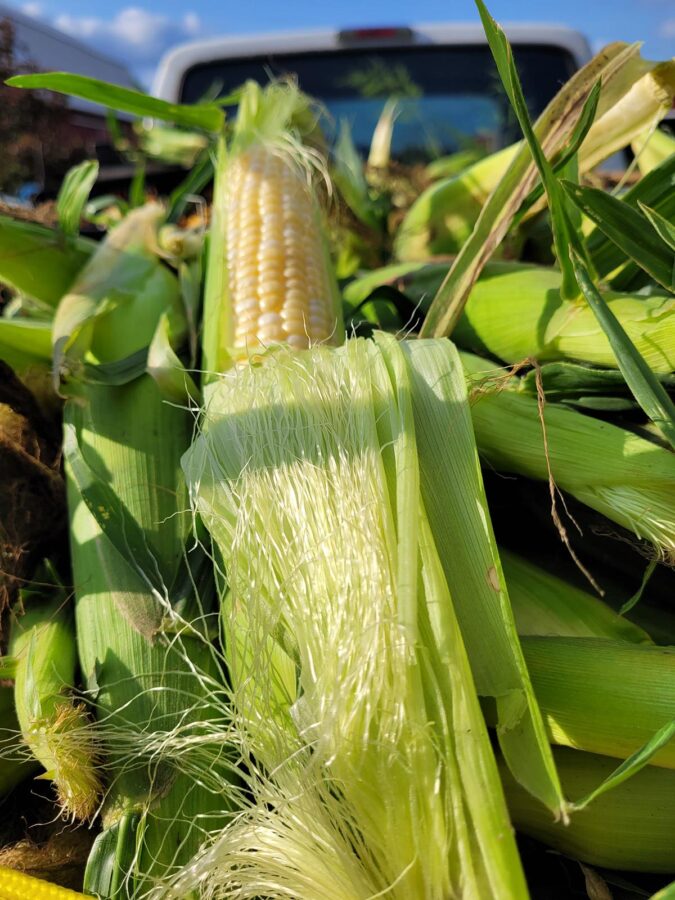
[153,24,592,163]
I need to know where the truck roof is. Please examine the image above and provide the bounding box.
[0,3,138,114]
[153,23,592,102]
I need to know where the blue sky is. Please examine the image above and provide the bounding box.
[11,0,675,87]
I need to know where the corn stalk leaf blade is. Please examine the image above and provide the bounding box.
[571,252,675,449]
[587,152,675,281]
[419,40,646,337]
[639,202,675,252]
[571,719,675,811]
[563,181,675,291]
[57,160,99,238]
[7,73,225,132]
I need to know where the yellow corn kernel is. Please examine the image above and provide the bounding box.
[226,144,338,355]
[0,867,87,900]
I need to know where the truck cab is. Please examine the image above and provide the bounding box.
[153,24,592,163]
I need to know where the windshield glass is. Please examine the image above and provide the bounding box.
[180,44,578,162]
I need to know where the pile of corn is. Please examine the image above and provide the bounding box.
[0,8,674,899]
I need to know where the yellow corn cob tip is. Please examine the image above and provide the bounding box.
[0,867,87,899]
[226,143,338,356]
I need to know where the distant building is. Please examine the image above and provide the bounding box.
[0,2,136,145]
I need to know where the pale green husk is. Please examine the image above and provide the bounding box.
[453,264,675,373]
[462,352,675,561]
[178,335,531,899]
[502,549,652,642]
[501,746,675,872]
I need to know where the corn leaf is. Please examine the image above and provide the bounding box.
[570,719,675,811]
[63,420,166,631]
[587,152,675,280]
[563,181,675,291]
[57,160,99,238]
[167,150,213,223]
[501,747,675,874]
[333,120,382,230]
[519,362,675,400]
[571,251,675,450]
[419,40,642,337]
[475,0,587,299]
[640,202,675,252]
[147,311,201,404]
[7,73,225,132]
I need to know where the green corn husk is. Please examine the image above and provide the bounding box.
[394,144,519,259]
[395,50,675,260]
[8,590,102,820]
[453,263,675,373]
[500,746,675,873]
[178,335,531,899]
[521,637,675,768]
[462,352,675,562]
[502,549,651,643]
[0,215,93,307]
[53,205,230,897]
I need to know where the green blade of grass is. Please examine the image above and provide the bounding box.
[419,40,640,337]
[571,251,675,449]
[563,181,675,291]
[57,160,99,238]
[7,73,225,132]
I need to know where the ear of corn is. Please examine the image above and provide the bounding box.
[52,205,231,896]
[395,51,675,261]
[0,866,87,900]
[500,746,675,873]
[462,351,675,562]
[520,637,675,769]
[202,82,343,374]
[452,263,675,373]
[502,549,652,642]
[401,338,564,815]
[8,589,102,821]
[179,335,529,899]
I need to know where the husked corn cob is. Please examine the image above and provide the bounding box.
[203,81,344,374]
[226,145,337,353]
[0,867,86,900]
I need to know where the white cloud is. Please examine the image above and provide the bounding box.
[659,19,675,37]
[20,2,44,17]
[49,7,202,67]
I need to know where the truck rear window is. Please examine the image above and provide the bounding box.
[180,44,577,162]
